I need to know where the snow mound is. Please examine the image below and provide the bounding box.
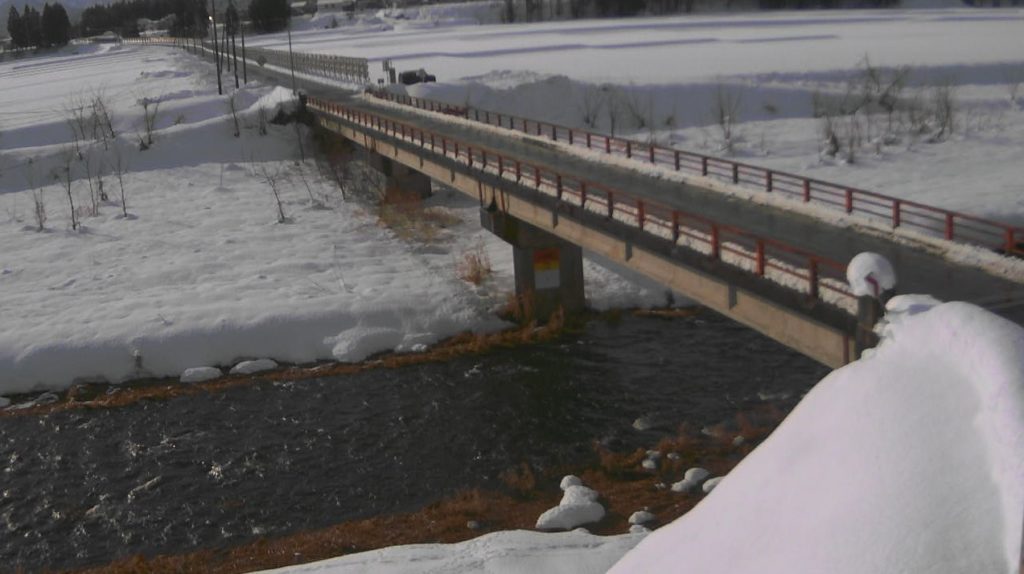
[611,300,1024,574]
[254,528,644,574]
[229,359,279,375]
[670,467,710,493]
[628,510,655,525]
[537,480,605,531]
[846,252,897,297]
[180,366,222,383]
[559,475,583,490]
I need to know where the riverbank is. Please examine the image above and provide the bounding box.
[73,394,784,574]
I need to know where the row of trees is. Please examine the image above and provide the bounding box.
[6,3,72,49]
[503,0,900,21]
[77,0,288,39]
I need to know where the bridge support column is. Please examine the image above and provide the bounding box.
[370,153,432,203]
[481,207,585,322]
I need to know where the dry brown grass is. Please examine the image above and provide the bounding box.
[456,244,493,285]
[499,463,538,498]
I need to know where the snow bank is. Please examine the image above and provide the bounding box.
[254,528,644,574]
[610,299,1024,573]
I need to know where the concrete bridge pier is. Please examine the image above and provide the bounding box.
[481,206,585,322]
[369,152,432,204]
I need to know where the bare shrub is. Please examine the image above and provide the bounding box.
[90,88,116,148]
[23,159,46,231]
[456,243,492,285]
[259,164,288,223]
[52,148,78,230]
[579,85,606,128]
[929,83,956,142]
[711,84,742,153]
[602,84,623,136]
[622,86,652,130]
[112,146,130,217]
[137,95,161,150]
[64,93,91,158]
[32,191,47,231]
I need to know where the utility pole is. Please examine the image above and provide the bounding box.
[240,23,247,84]
[231,28,239,88]
[210,1,222,95]
[287,20,297,95]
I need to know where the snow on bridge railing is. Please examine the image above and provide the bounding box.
[368,89,1024,258]
[307,95,856,313]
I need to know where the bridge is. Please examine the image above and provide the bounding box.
[131,37,1024,368]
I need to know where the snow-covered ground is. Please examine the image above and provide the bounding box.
[259,296,1024,574]
[0,43,665,396]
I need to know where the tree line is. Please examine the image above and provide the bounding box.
[77,0,288,39]
[6,3,72,49]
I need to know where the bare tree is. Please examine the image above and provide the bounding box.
[52,148,78,230]
[259,164,288,223]
[138,95,161,150]
[90,88,116,149]
[64,93,91,159]
[112,146,130,217]
[24,159,46,231]
[711,84,742,153]
[579,84,606,128]
[929,83,956,142]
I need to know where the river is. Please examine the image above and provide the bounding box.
[0,312,828,572]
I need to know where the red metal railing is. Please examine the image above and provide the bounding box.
[368,89,1024,256]
[309,95,856,310]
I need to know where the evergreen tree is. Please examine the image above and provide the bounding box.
[248,0,289,33]
[40,3,71,47]
[21,5,42,48]
[7,6,24,48]
[224,0,239,37]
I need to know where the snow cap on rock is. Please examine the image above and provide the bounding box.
[629,510,656,525]
[180,366,222,383]
[559,475,583,490]
[229,358,278,375]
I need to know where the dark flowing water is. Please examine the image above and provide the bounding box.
[0,313,828,572]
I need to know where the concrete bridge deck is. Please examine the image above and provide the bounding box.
[340,94,1024,326]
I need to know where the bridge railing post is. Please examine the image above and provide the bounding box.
[755,241,765,276]
[607,191,614,218]
[845,189,854,214]
[808,260,820,299]
[586,133,592,149]
[1006,229,1016,253]
[766,171,773,192]
[626,141,632,159]
[892,200,901,228]
[674,150,680,171]
[710,224,720,259]
[672,212,680,242]
[945,213,955,240]
[803,180,811,202]
[701,157,709,177]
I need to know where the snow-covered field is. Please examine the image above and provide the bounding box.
[2,5,1023,573]
[0,43,664,396]
[253,5,1024,223]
